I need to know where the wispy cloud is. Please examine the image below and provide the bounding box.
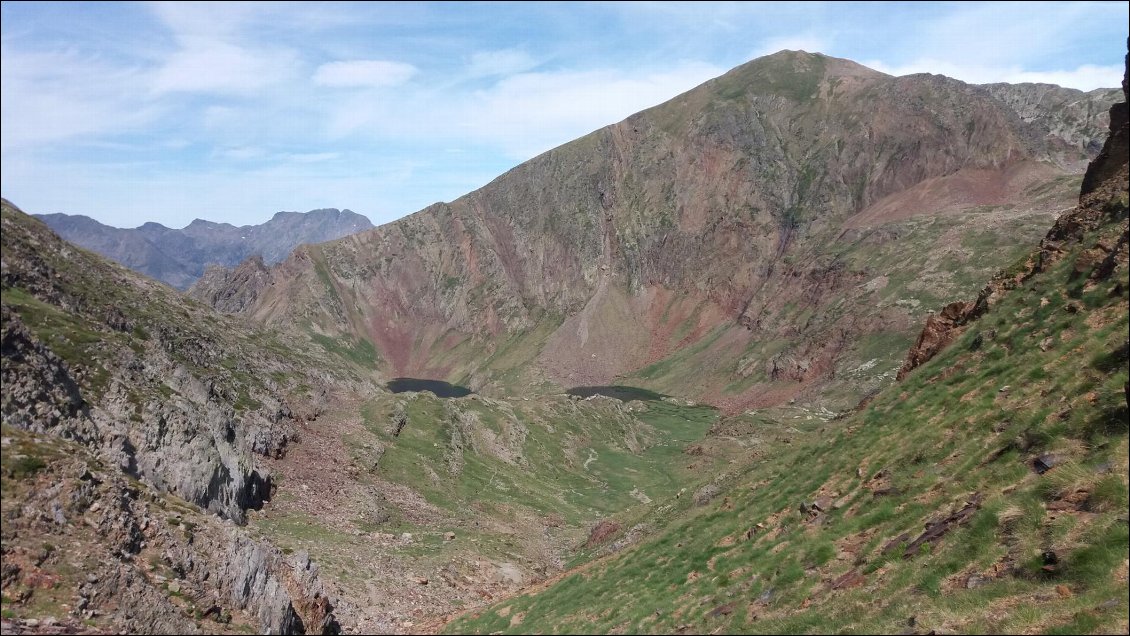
[866,59,1124,92]
[0,46,158,150]
[468,49,539,77]
[2,1,1126,229]
[152,38,299,95]
[284,151,341,163]
[146,2,302,96]
[215,146,267,161]
[313,60,418,88]
[321,61,724,159]
[463,62,725,158]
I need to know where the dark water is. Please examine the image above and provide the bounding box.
[386,378,472,398]
[566,385,667,402]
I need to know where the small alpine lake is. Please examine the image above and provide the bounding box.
[385,378,473,398]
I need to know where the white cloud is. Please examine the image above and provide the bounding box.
[895,2,1098,68]
[865,59,1124,91]
[999,65,1124,92]
[323,61,725,159]
[216,146,267,161]
[152,37,298,95]
[284,152,340,163]
[468,49,539,77]
[313,60,418,88]
[467,63,725,157]
[0,46,158,151]
[148,1,265,40]
[147,3,302,96]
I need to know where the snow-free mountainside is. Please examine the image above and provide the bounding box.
[2,49,1126,635]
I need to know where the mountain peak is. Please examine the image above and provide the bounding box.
[187,218,232,230]
[704,50,887,103]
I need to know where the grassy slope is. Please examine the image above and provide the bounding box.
[245,392,738,630]
[255,392,727,545]
[446,195,1129,634]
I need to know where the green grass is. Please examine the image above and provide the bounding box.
[309,332,380,369]
[365,393,722,527]
[446,203,1130,635]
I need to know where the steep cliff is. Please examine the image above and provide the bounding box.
[900,43,1130,380]
[1,199,384,520]
[1,426,339,634]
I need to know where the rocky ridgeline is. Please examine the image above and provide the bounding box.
[981,82,1123,165]
[0,204,314,521]
[189,255,275,314]
[35,208,373,290]
[900,44,1130,379]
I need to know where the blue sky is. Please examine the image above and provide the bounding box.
[2,1,1127,229]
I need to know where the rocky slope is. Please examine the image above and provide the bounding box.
[1,200,380,633]
[195,52,1119,412]
[35,208,372,290]
[900,59,1130,381]
[2,426,337,635]
[442,46,1130,635]
[1,200,750,634]
[982,83,1122,165]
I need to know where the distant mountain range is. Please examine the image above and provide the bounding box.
[34,208,373,289]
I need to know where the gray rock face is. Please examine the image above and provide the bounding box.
[2,202,359,522]
[35,208,372,290]
[1,297,276,521]
[4,440,340,634]
[981,83,1123,165]
[0,306,92,440]
[189,255,274,313]
[693,484,721,506]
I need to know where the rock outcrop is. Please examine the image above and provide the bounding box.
[899,40,1130,381]
[1,428,339,634]
[189,255,275,314]
[896,300,981,380]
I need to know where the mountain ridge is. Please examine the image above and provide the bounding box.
[34,207,373,290]
[194,51,1120,413]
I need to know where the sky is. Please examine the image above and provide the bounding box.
[2,2,1128,229]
